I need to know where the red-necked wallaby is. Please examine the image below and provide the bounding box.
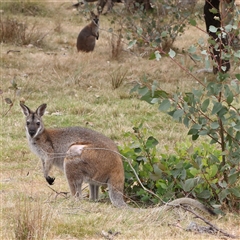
[20,103,216,215]
[76,11,99,52]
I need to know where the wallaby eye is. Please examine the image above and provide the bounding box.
[36,122,40,126]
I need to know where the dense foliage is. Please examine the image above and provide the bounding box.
[120,1,240,211]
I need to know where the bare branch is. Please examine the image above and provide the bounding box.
[181,205,238,239]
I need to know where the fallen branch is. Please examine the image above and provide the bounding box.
[180,205,238,239]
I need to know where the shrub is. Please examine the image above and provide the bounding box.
[109,66,128,89]
[108,0,198,56]
[128,2,240,211]
[120,124,239,212]
[0,16,46,46]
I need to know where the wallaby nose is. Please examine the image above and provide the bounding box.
[29,130,36,137]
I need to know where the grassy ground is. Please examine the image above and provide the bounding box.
[1,1,239,239]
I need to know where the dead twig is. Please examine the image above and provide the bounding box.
[37,29,51,43]
[47,185,69,200]
[7,50,20,54]
[180,205,238,239]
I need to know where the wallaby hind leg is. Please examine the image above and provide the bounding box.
[64,161,84,198]
[66,178,83,198]
[89,184,99,201]
[64,144,86,198]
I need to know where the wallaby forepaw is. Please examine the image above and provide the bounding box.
[46,176,55,185]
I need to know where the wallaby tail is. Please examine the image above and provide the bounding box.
[108,184,128,208]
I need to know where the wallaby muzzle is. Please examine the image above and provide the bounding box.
[29,129,36,137]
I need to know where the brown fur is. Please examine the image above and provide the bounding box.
[76,11,99,52]
[20,103,126,207]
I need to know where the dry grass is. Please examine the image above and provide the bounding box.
[0,1,239,239]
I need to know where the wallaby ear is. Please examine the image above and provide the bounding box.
[36,103,47,117]
[90,11,98,18]
[20,103,31,116]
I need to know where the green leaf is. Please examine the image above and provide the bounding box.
[182,178,195,192]
[136,156,147,162]
[197,190,211,199]
[209,25,218,33]
[192,134,199,140]
[221,66,227,72]
[180,169,186,180]
[183,116,190,128]
[233,123,240,130]
[206,164,218,178]
[228,173,239,185]
[218,106,228,117]
[188,128,198,135]
[226,92,233,105]
[130,83,140,94]
[219,189,230,202]
[189,19,197,26]
[156,181,167,189]
[159,99,171,112]
[173,109,184,121]
[151,98,159,104]
[153,164,162,176]
[218,180,227,188]
[134,148,142,153]
[229,188,240,197]
[168,49,176,58]
[137,27,143,35]
[190,54,202,61]
[146,136,159,149]
[190,168,199,176]
[210,122,219,129]
[149,52,156,60]
[127,40,137,49]
[235,74,240,80]
[191,124,202,130]
[154,51,161,61]
[201,99,210,112]
[211,102,222,115]
[188,45,196,54]
[236,132,240,141]
[209,8,218,14]
[234,50,240,58]
[138,87,149,96]
[153,90,169,98]
[199,129,209,135]
[161,31,168,38]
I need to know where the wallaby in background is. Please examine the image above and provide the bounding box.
[76,11,99,52]
[20,103,216,215]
